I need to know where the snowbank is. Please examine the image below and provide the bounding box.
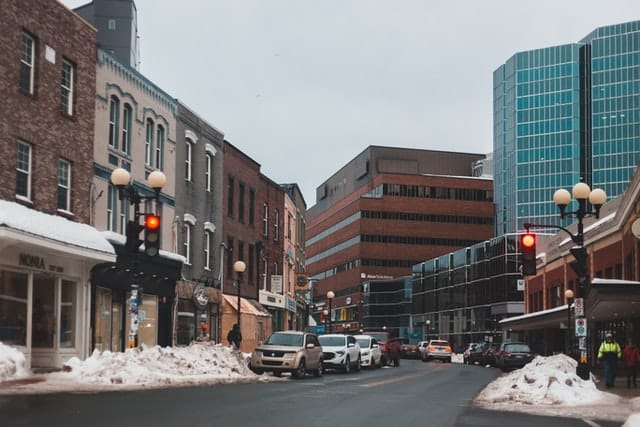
[0,342,30,382]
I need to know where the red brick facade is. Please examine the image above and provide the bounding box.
[0,0,96,222]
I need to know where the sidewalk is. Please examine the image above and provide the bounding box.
[593,367,640,399]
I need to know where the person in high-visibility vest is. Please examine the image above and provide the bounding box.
[598,332,622,388]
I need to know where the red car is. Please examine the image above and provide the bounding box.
[365,331,401,367]
[400,344,420,359]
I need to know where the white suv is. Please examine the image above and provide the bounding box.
[319,334,361,373]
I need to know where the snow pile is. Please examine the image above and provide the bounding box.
[475,353,619,406]
[0,342,30,382]
[59,342,258,386]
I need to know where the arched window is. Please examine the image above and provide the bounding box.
[274,209,280,241]
[122,103,132,154]
[145,118,154,166]
[185,138,194,182]
[205,153,213,192]
[263,203,269,237]
[156,124,165,170]
[109,95,120,149]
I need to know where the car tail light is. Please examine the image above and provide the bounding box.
[503,352,510,357]
[428,345,436,351]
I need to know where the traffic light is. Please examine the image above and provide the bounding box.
[144,214,161,256]
[520,232,537,276]
[125,220,144,253]
[570,246,589,291]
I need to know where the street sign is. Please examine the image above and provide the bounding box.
[575,318,587,337]
[574,298,584,316]
[517,279,525,291]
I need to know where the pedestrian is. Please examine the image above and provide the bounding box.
[598,332,622,388]
[622,338,640,388]
[227,324,242,350]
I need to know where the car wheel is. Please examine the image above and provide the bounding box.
[447,357,452,363]
[355,356,361,372]
[251,367,264,375]
[272,371,282,377]
[344,356,351,373]
[292,359,306,379]
[313,361,323,377]
[380,355,386,367]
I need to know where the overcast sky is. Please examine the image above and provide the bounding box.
[61,0,639,206]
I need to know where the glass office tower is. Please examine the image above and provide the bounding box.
[494,21,640,235]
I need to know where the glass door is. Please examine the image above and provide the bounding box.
[32,273,56,348]
[94,287,112,351]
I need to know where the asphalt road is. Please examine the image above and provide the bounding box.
[0,360,624,427]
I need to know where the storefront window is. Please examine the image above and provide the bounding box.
[32,273,56,348]
[111,296,123,352]
[94,287,112,352]
[177,299,195,345]
[0,270,28,346]
[59,280,76,348]
[126,294,158,347]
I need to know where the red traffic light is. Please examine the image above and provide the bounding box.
[521,233,536,248]
[145,214,161,230]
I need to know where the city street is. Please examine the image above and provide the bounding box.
[0,359,623,427]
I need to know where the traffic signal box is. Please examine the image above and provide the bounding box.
[520,232,537,276]
[144,214,161,257]
[570,246,589,292]
[125,221,145,253]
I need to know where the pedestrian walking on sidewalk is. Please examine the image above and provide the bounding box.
[227,324,242,350]
[598,332,622,388]
[622,338,640,388]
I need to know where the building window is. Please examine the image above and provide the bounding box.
[0,270,28,346]
[238,182,245,223]
[262,203,269,237]
[183,223,192,265]
[59,280,76,348]
[108,96,120,149]
[118,198,128,234]
[204,230,212,270]
[155,125,164,170]
[107,184,117,231]
[108,19,116,30]
[249,189,255,226]
[61,59,74,116]
[20,32,35,94]
[205,153,212,192]
[145,118,154,166]
[16,141,32,200]
[185,139,193,181]
[288,213,293,239]
[57,159,71,212]
[227,176,234,217]
[122,104,132,154]
[274,209,279,241]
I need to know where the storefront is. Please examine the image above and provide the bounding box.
[0,201,116,370]
[90,239,183,351]
[175,280,221,345]
[259,289,286,332]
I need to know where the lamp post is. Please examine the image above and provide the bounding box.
[323,309,329,333]
[425,319,431,340]
[110,167,166,255]
[233,260,246,329]
[553,181,606,380]
[564,289,574,356]
[326,290,335,333]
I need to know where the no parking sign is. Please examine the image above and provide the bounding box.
[575,318,587,337]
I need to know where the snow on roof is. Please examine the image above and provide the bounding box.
[101,231,186,263]
[0,200,114,255]
[559,212,616,246]
[500,303,570,324]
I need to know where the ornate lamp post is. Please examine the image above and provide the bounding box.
[326,290,335,333]
[233,260,246,329]
[564,289,574,356]
[553,181,606,380]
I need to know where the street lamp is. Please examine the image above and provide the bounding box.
[564,289,574,356]
[553,181,606,380]
[323,309,329,333]
[326,290,335,333]
[110,167,166,255]
[233,260,246,330]
[425,319,431,340]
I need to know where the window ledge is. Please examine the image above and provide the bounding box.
[15,195,33,206]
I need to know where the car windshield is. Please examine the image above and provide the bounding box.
[319,336,346,347]
[356,338,370,348]
[366,333,389,342]
[505,343,531,353]
[430,340,449,346]
[264,333,304,347]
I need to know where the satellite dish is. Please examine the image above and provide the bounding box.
[632,218,640,239]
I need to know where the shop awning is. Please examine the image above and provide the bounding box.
[0,200,115,262]
[223,294,271,317]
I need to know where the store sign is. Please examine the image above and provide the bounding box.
[271,275,283,294]
[18,253,64,273]
[286,296,297,313]
[193,285,209,310]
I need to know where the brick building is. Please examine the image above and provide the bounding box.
[0,0,116,369]
[306,146,494,335]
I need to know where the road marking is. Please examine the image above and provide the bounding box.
[581,420,601,427]
[360,370,431,388]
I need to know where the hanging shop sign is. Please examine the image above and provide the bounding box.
[193,285,209,310]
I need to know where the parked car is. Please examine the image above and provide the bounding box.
[422,339,452,363]
[468,341,501,366]
[494,342,535,371]
[462,343,480,364]
[354,334,383,368]
[318,334,361,373]
[364,331,401,367]
[417,341,429,359]
[249,331,323,379]
[400,343,420,359]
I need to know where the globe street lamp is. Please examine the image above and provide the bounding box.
[326,290,335,333]
[425,319,431,340]
[323,309,329,333]
[553,181,606,380]
[233,260,246,330]
[564,289,574,356]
